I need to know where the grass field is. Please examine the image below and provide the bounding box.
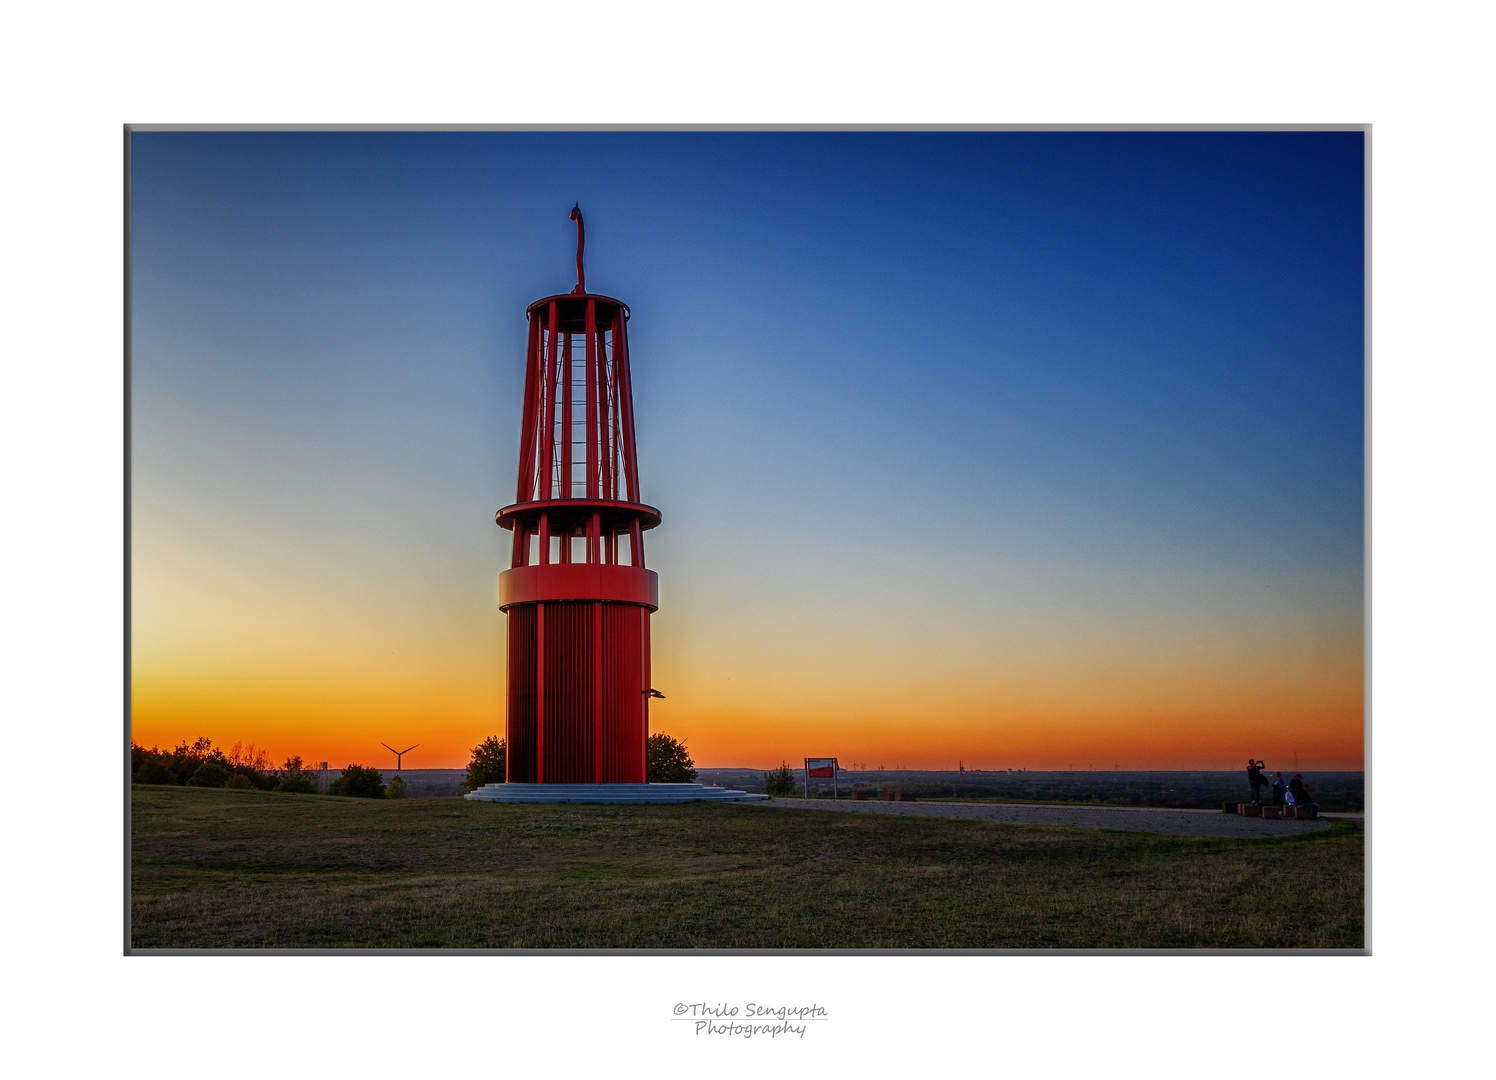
[130,786,1364,949]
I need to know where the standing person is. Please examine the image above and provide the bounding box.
[1246,759,1268,803]
[1272,772,1287,806]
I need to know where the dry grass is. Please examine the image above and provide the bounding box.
[130,786,1363,949]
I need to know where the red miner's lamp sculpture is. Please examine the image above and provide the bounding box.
[473,209,764,805]
[497,206,659,784]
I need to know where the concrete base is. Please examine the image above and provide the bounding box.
[464,782,768,804]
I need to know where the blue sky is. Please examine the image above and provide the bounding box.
[129,130,1364,769]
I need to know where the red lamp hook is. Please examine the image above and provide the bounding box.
[569,203,586,294]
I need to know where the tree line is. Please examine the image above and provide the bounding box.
[131,730,706,798]
[130,738,409,798]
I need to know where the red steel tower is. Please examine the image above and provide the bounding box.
[497,207,661,784]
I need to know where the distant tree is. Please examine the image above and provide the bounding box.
[170,736,227,784]
[131,742,162,779]
[228,741,272,772]
[646,732,698,783]
[131,737,276,790]
[224,773,255,790]
[327,764,385,798]
[187,761,232,788]
[221,741,275,789]
[385,776,408,799]
[764,761,797,796]
[275,755,315,789]
[462,736,507,792]
[133,755,176,785]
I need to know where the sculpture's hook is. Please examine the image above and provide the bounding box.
[569,203,585,293]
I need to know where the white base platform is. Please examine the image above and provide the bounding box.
[464,782,768,804]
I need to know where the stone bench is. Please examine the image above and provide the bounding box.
[465,782,768,804]
[1229,802,1317,819]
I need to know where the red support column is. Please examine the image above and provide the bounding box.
[614,309,641,503]
[561,331,573,499]
[504,611,513,784]
[641,606,651,781]
[610,311,624,500]
[597,322,613,501]
[535,601,546,783]
[516,313,541,503]
[511,522,526,568]
[585,299,598,499]
[541,301,559,499]
[592,601,603,782]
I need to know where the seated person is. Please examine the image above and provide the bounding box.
[1287,775,1318,813]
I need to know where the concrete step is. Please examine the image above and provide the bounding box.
[464,782,769,804]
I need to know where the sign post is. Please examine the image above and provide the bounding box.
[805,758,837,798]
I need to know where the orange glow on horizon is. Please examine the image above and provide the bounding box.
[130,518,1364,775]
[131,643,1364,774]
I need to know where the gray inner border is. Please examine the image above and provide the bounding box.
[123,122,1371,957]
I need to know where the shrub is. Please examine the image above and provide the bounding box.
[132,741,161,778]
[242,770,279,791]
[187,761,232,788]
[764,762,797,796]
[385,776,408,799]
[134,758,176,785]
[170,737,229,785]
[275,755,321,793]
[327,764,385,798]
[646,732,698,783]
[462,736,506,791]
[224,774,255,790]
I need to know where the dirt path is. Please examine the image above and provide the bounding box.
[743,798,1350,838]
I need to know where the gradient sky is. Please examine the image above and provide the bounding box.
[129,131,1364,772]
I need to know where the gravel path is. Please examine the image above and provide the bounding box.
[742,798,1348,838]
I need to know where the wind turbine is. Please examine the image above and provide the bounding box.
[381,742,419,775]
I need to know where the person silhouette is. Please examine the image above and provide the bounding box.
[1246,759,1268,804]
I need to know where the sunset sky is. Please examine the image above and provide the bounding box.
[128,130,1364,772]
